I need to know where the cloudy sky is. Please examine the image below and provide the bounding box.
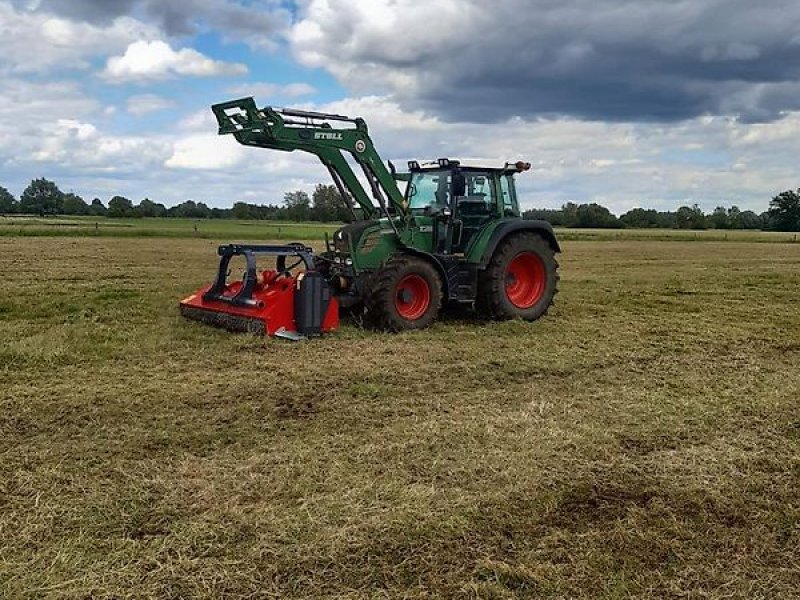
[1,0,799,214]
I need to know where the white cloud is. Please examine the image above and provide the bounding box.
[165,135,246,170]
[0,79,171,176]
[0,2,159,74]
[226,82,318,99]
[297,96,800,214]
[127,93,176,116]
[2,81,799,214]
[0,79,98,122]
[102,40,248,82]
[177,109,217,131]
[29,118,171,171]
[290,0,465,97]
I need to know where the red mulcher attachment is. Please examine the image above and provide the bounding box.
[180,243,338,337]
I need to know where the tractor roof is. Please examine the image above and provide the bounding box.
[407,158,531,173]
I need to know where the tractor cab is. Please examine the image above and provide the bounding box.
[405,159,529,253]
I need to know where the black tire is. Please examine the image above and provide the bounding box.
[365,255,443,331]
[477,232,559,321]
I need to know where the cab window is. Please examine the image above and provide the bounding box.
[463,172,494,202]
[406,170,450,211]
[500,174,519,216]
[456,171,496,209]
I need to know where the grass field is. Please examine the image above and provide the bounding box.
[2,215,799,244]
[1,235,799,598]
[0,215,339,240]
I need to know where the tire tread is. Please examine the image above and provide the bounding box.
[477,232,559,321]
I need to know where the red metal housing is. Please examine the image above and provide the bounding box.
[180,243,339,337]
[180,270,339,336]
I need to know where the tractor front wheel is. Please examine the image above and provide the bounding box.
[365,256,442,331]
[478,232,558,321]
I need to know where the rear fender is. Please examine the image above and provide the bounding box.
[477,220,560,268]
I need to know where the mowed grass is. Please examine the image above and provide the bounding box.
[2,214,800,244]
[0,216,339,240]
[1,236,798,599]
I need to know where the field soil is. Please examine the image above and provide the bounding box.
[1,237,798,598]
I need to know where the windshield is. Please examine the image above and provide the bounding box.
[406,170,450,211]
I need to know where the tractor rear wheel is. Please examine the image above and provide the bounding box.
[477,232,558,321]
[365,256,442,331]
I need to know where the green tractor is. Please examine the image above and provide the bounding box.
[180,97,559,335]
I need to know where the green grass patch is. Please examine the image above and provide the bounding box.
[2,215,799,244]
[0,215,339,240]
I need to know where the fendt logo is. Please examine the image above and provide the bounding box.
[314,132,343,141]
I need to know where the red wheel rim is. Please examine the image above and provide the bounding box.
[395,274,431,320]
[505,252,546,309]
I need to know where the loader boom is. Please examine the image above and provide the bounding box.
[211,97,406,221]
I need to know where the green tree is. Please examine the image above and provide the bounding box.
[574,203,619,228]
[727,205,742,229]
[561,202,579,227]
[169,200,211,219]
[654,211,678,228]
[284,190,310,222]
[62,193,89,215]
[231,202,255,220]
[311,184,350,222]
[676,204,707,229]
[19,178,64,216]
[738,210,762,230]
[107,195,134,217]
[620,208,659,228]
[137,198,166,217]
[0,186,16,214]
[522,208,567,226]
[89,198,107,216]
[708,206,730,229]
[767,189,800,231]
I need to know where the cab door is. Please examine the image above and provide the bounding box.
[453,171,497,253]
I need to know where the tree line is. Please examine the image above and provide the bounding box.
[523,192,800,231]
[2,178,800,231]
[0,178,352,223]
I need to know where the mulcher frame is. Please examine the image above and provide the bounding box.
[203,243,315,308]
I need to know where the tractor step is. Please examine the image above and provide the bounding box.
[179,244,338,337]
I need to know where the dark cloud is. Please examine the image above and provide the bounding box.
[14,0,287,41]
[12,0,138,24]
[293,0,800,123]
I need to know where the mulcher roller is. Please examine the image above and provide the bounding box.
[179,305,269,335]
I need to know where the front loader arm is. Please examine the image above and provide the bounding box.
[211,97,406,221]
